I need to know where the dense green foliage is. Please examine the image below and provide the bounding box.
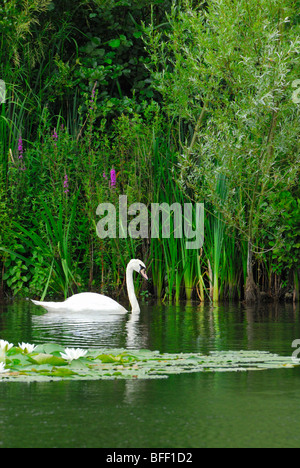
[0,0,299,303]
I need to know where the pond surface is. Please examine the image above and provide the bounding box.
[0,300,300,448]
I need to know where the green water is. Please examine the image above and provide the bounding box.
[0,300,300,448]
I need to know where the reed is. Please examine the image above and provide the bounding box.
[150,135,182,302]
[11,195,79,300]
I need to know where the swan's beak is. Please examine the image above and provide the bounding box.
[140,268,148,280]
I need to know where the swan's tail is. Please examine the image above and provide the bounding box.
[31,299,64,311]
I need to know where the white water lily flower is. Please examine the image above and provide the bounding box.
[0,362,10,373]
[60,348,88,361]
[0,340,14,352]
[18,342,37,354]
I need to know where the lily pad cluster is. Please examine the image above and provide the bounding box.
[0,341,297,382]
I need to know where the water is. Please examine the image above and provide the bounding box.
[0,299,299,448]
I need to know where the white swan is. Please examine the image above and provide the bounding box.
[31,259,148,314]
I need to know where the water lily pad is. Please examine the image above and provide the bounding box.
[0,346,297,382]
[27,353,66,366]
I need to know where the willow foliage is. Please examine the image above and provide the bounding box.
[145,0,300,300]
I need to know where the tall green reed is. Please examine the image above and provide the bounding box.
[201,176,227,302]
[12,195,79,300]
[150,131,202,302]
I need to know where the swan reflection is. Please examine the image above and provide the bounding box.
[31,309,146,349]
[31,310,127,348]
[126,313,148,349]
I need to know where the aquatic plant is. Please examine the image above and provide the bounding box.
[60,348,88,361]
[0,343,297,383]
[0,340,13,352]
[18,342,37,354]
[0,362,10,374]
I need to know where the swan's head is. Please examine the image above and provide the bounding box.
[127,259,148,280]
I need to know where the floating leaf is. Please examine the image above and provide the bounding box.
[46,367,78,378]
[0,346,297,383]
[97,354,121,363]
[27,353,66,366]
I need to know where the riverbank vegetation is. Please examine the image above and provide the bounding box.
[0,0,299,304]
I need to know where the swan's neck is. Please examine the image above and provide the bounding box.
[126,266,140,313]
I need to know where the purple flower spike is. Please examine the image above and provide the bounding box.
[63,173,69,193]
[110,168,116,188]
[52,128,58,147]
[18,135,23,159]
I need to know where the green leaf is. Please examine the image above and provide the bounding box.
[0,347,298,383]
[47,368,78,378]
[27,353,66,366]
[97,354,121,363]
[133,31,142,39]
[108,38,121,48]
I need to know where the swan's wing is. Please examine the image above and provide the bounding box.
[64,292,128,313]
[31,293,127,313]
